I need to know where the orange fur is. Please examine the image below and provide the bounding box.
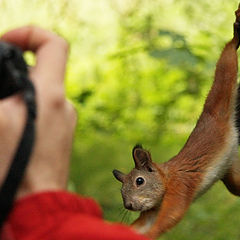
[132,6,240,239]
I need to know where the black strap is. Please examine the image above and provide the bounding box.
[0,43,36,229]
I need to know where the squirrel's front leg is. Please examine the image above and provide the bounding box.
[144,178,196,239]
[131,209,158,234]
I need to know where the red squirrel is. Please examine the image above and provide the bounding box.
[113,5,240,240]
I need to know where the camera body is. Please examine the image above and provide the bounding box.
[0,41,28,99]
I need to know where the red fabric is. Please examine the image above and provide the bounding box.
[1,191,149,240]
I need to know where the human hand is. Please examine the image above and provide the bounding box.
[0,26,77,199]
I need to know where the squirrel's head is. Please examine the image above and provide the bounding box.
[113,145,165,212]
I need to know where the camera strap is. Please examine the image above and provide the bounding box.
[0,42,36,229]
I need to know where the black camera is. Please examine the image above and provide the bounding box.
[0,41,28,99]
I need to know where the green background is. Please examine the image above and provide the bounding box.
[1,0,240,239]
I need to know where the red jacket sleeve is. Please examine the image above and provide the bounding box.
[1,191,149,240]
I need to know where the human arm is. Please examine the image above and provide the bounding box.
[0,26,149,240]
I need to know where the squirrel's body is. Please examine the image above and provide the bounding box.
[113,5,240,240]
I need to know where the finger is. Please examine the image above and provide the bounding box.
[0,95,26,133]
[1,26,69,87]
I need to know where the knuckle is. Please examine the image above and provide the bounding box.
[45,89,65,109]
[56,37,69,53]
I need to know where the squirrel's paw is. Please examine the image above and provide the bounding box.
[234,3,240,48]
[144,230,158,240]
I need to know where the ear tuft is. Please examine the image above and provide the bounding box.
[132,144,143,158]
[132,145,153,170]
[134,144,143,149]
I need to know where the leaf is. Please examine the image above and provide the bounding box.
[158,30,187,45]
[75,89,93,104]
[149,47,198,67]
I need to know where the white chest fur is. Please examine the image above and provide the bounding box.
[195,123,238,198]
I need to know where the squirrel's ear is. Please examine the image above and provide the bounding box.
[132,145,153,171]
[113,169,126,183]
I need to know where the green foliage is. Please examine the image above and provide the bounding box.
[1,0,240,239]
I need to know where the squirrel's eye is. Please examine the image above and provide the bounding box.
[136,177,145,186]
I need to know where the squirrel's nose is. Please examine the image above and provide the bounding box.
[125,202,133,210]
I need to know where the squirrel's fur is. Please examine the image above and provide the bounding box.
[113,5,240,240]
